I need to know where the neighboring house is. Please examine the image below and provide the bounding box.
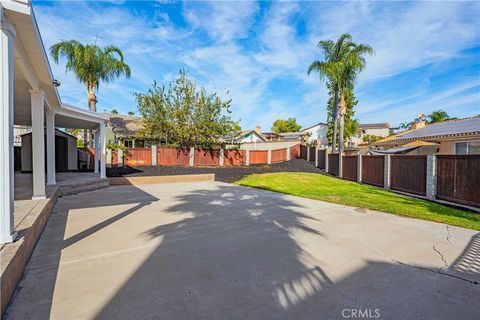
[20,129,78,172]
[373,117,480,155]
[301,122,328,146]
[106,114,145,148]
[348,123,390,148]
[1,0,109,244]
[230,129,267,144]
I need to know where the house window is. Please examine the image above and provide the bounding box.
[124,140,133,148]
[455,140,480,155]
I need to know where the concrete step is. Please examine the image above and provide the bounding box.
[109,174,215,186]
[58,178,110,196]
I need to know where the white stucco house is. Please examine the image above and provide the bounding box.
[0,0,109,243]
[301,122,328,147]
[348,123,390,147]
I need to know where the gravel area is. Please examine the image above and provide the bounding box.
[107,159,323,183]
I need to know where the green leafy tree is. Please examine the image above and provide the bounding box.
[428,110,449,123]
[128,111,135,116]
[308,33,373,153]
[50,40,131,112]
[271,118,302,134]
[362,134,384,145]
[111,108,119,115]
[135,70,239,148]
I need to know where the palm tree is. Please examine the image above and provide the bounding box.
[50,40,131,112]
[308,34,373,156]
[428,110,449,123]
[308,34,351,152]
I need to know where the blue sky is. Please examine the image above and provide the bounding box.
[33,0,480,130]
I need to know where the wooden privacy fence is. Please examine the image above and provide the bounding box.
[157,147,190,166]
[250,150,268,165]
[124,148,152,166]
[436,155,480,207]
[271,149,287,163]
[300,145,308,160]
[308,147,316,162]
[390,156,426,196]
[328,154,339,176]
[290,145,300,159]
[224,150,246,166]
[194,149,220,166]
[362,156,384,187]
[317,150,326,169]
[304,152,479,208]
[342,156,358,182]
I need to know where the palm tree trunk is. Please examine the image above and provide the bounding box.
[332,91,339,153]
[338,114,344,177]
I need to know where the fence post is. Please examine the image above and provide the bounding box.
[219,149,225,167]
[267,149,272,164]
[426,155,437,200]
[338,153,343,178]
[325,148,329,173]
[357,155,362,183]
[384,155,391,190]
[286,147,291,161]
[118,149,123,167]
[151,145,157,166]
[189,147,194,167]
[246,150,250,166]
[315,147,319,167]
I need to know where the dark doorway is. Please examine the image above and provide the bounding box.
[55,136,68,172]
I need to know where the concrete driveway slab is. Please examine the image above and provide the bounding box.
[5,182,479,320]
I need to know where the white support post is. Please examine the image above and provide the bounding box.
[357,155,362,183]
[189,147,194,167]
[426,155,437,200]
[286,147,291,161]
[338,153,343,178]
[46,110,56,185]
[315,147,319,167]
[100,123,106,179]
[219,149,225,167]
[30,89,46,199]
[0,12,17,243]
[267,149,272,165]
[246,150,250,166]
[94,129,99,173]
[306,147,310,162]
[152,145,157,166]
[384,155,391,190]
[118,149,123,167]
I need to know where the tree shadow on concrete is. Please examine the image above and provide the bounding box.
[449,232,480,283]
[94,184,331,319]
[94,185,480,320]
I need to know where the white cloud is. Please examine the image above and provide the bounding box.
[32,0,480,128]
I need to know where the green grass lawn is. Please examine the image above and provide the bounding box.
[235,172,480,230]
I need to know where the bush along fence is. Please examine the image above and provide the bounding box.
[107,144,301,168]
[305,148,480,208]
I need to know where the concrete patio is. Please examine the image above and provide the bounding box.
[4,182,480,319]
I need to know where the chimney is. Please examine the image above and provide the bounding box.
[255,125,261,134]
